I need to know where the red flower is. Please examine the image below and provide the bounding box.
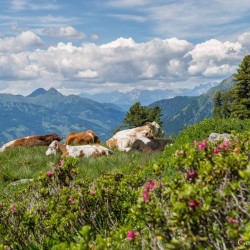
[127,229,140,240]
[198,141,206,150]
[142,191,150,202]
[188,200,201,209]
[47,170,53,176]
[214,148,220,155]
[144,179,156,191]
[186,170,198,180]
[127,230,135,240]
[228,217,237,223]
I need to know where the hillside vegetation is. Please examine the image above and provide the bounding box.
[150,75,235,135]
[0,118,249,249]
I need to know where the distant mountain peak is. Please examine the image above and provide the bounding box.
[27,88,47,97]
[47,87,62,95]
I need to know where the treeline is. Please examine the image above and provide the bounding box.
[213,55,250,119]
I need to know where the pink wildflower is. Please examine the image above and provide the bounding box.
[222,140,230,150]
[60,159,65,165]
[135,231,140,237]
[127,230,135,240]
[142,191,150,202]
[214,148,220,155]
[186,170,198,180]
[228,218,237,223]
[127,230,140,240]
[144,179,156,191]
[47,170,53,176]
[198,141,206,150]
[188,200,201,209]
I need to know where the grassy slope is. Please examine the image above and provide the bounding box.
[0,146,163,198]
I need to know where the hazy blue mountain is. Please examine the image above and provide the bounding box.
[149,75,235,136]
[0,89,125,145]
[79,82,218,109]
[0,76,234,145]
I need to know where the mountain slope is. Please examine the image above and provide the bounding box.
[150,75,235,135]
[0,89,125,145]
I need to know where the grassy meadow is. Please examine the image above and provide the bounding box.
[0,144,164,198]
[0,118,249,249]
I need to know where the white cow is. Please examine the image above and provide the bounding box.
[46,140,113,158]
[106,121,164,151]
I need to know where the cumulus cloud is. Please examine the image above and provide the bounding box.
[0,31,43,53]
[187,39,243,76]
[43,26,85,39]
[0,31,249,95]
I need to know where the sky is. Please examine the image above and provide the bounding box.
[0,0,250,96]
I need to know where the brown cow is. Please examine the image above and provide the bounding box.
[65,130,100,145]
[0,133,63,152]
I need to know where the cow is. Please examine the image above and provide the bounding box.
[65,130,100,145]
[46,140,113,158]
[0,133,63,152]
[106,121,164,151]
[129,138,174,152]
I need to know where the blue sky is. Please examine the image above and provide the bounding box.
[0,0,250,95]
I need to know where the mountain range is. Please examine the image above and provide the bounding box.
[79,82,219,110]
[0,88,125,145]
[149,75,235,135]
[0,76,234,145]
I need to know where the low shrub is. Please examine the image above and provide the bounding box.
[52,131,250,250]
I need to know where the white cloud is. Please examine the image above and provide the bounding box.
[0,31,43,52]
[43,26,85,39]
[75,70,98,79]
[187,39,243,76]
[10,0,60,11]
[0,31,249,95]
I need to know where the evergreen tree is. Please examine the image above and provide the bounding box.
[221,90,233,118]
[213,91,223,118]
[121,102,162,129]
[230,55,250,119]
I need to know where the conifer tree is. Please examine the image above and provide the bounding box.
[121,102,162,129]
[213,91,223,118]
[221,90,233,118]
[230,55,250,119]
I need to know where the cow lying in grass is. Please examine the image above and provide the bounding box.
[106,121,164,151]
[46,140,113,158]
[0,133,63,152]
[129,138,174,152]
[65,130,100,145]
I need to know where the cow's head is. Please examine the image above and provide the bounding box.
[146,121,164,138]
[46,140,60,156]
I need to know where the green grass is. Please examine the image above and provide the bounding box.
[0,146,163,198]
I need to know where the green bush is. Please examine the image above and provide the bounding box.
[100,131,250,249]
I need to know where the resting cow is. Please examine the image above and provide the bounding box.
[129,138,174,152]
[0,133,63,152]
[106,121,164,151]
[46,140,113,158]
[65,130,100,145]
